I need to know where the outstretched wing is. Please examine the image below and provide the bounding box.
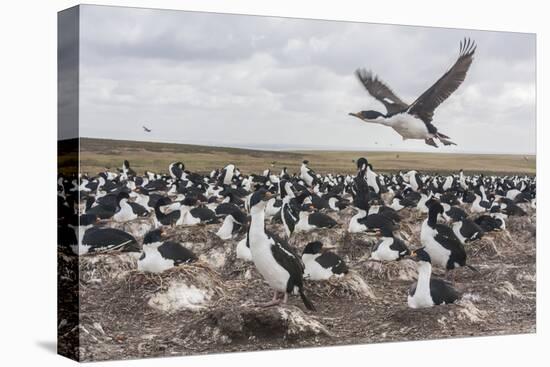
[355,69,409,115]
[408,38,476,123]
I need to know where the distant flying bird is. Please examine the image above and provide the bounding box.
[143,125,152,133]
[349,38,476,148]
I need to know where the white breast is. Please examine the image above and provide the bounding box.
[236,237,252,261]
[348,211,367,233]
[216,216,235,240]
[249,233,290,292]
[265,198,280,218]
[452,222,467,244]
[390,198,404,211]
[407,262,435,308]
[407,289,435,309]
[420,220,451,268]
[294,212,314,232]
[388,113,430,140]
[302,254,335,281]
[113,200,137,222]
[471,196,486,213]
[370,237,399,261]
[138,244,174,273]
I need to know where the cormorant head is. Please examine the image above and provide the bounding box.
[379,225,394,238]
[300,203,316,212]
[116,191,130,203]
[79,214,98,226]
[144,229,165,244]
[356,157,368,172]
[155,197,171,208]
[349,110,385,121]
[249,188,274,209]
[409,248,431,263]
[303,241,323,255]
[302,160,309,165]
[430,200,444,213]
[181,196,198,207]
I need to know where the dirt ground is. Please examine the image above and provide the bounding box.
[58,205,536,362]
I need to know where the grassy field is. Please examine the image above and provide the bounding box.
[78,138,536,176]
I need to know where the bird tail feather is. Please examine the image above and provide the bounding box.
[299,288,316,311]
[436,132,457,146]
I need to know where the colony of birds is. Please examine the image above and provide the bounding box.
[57,156,536,360]
[57,37,536,360]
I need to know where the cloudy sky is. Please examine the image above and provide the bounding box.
[77,5,536,154]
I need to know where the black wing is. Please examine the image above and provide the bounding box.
[408,38,476,123]
[446,206,467,221]
[360,213,395,232]
[158,241,197,265]
[170,164,183,179]
[308,212,338,228]
[190,207,217,222]
[459,219,484,241]
[83,228,138,252]
[355,69,409,115]
[389,237,410,257]
[430,278,460,305]
[434,224,465,250]
[311,195,330,210]
[215,202,242,217]
[86,205,115,219]
[306,168,318,183]
[408,281,418,296]
[282,203,297,234]
[129,202,149,217]
[267,232,305,292]
[315,252,348,274]
[266,230,302,260]
[379,206,401,223]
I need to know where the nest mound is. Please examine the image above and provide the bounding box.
[306,271,376,300]
[137,264,226,312]
[219,246,256,279]
[507,215,536,242]
[201,305,331,342]
[287,228,347,251]
[361,259,418,282]
[106,217,156,241]
[163,225,234,270]
[80,253,138,284]
[340,232,377,261]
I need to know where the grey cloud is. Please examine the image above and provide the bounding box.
[77,5,536,154]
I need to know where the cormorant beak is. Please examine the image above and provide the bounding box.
[407,251,419,261]
[323,245,337,250]
[348,112,361,119]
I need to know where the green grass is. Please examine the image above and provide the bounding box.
[77,138,536,176]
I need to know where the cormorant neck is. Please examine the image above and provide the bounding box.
[250,205,266,234]
[416,261,432,294]
[427,207,438,227]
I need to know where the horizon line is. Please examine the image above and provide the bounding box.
[73,136,537,156]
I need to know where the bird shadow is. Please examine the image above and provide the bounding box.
[35,340,57,354]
